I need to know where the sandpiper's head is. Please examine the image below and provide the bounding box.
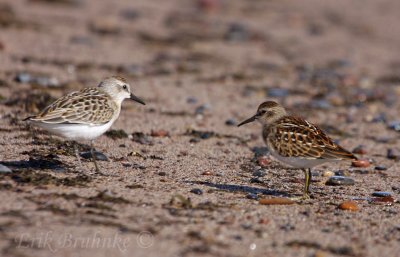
[237,101,287,127]
[98,76,145,105]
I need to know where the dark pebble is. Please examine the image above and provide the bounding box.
[250,178,263,184]
[251,147,269,157]
[387,121,400,131]
[195,104,210,115]
[325,176,355,186]
[371,113,386,123]
[129,163,146,169]
[14,72,31,83]
[246,193,258,200]
[267,88,288,98]
[189,138,201,143]
[0,164,12,173]
[80,151,108,161]
[252,169,266,177]
[186,97,197,104]
[334,170,350,176]
[372,191,392,197]
[387,149,399,160]
[225,119,236,126]
[105,129,128,139]
[374,165,387,171]
[224,23,249,42]
[190,188,203,195]
[158,171,166,176]
[131,132,153,145]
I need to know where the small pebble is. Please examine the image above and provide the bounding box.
[352,145,367,154]
[0,164,12,173]
[259,198,294,205]
[151,130,169,137]
[257,156,270,168]
[158,171,166,176]
[387,121,400,131]
[195,104,210,115]
[246,193,258,200]
[225,119,236,126]
[372,191,392,197]
[374,165,387,171]
[352,159,370,168]
[224,23,249,42]
[201,170,214,176]
[334,170,350,176]
[186,97,197,104]
[190,188,203,195]
[80,151,108,161]
[338,201,358,211]
[252,170,266,177]
[370,196,395,205]
[387,149,399,160]
[323,170,334,177]
[325,176,355,186]
[250,178,263,184]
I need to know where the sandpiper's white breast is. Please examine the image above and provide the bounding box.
[31,120,115,141]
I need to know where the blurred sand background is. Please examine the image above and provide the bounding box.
[0,0,400,256]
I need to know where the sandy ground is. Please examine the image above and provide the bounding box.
[0,0,400,256]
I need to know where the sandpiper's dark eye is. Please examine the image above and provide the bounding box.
[122,85,127,90]
[259,110,266,115]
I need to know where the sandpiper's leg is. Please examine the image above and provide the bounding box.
[90,140,100,172]
[74,143,84,171]
[303,168,312,199]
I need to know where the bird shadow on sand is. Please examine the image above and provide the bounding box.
[0,157,66,172]
[186,180,289,197]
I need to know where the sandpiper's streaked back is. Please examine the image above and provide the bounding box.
[24,76,145,172]
[238,101,357,199]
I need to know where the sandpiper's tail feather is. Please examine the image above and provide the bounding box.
[322,145,358,160]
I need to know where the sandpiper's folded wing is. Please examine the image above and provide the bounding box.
[268,116,356,160]
[27,88,116,125]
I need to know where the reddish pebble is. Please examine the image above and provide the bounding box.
[198,0,219,12]
[352,159,370,168]
[259,198,294,205]
[370,196,395,205]
[257,156,270,168]
[338,201,358,211]
[151,130,169,137]
[201,170,214,176]
[352,145,367,155]
[258,218,269,224]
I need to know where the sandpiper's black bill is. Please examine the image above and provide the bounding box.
[130,93,146,105]
[237,115,256,127]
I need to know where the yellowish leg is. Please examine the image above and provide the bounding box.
[289,168,312,201]
[303,168,312,199]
